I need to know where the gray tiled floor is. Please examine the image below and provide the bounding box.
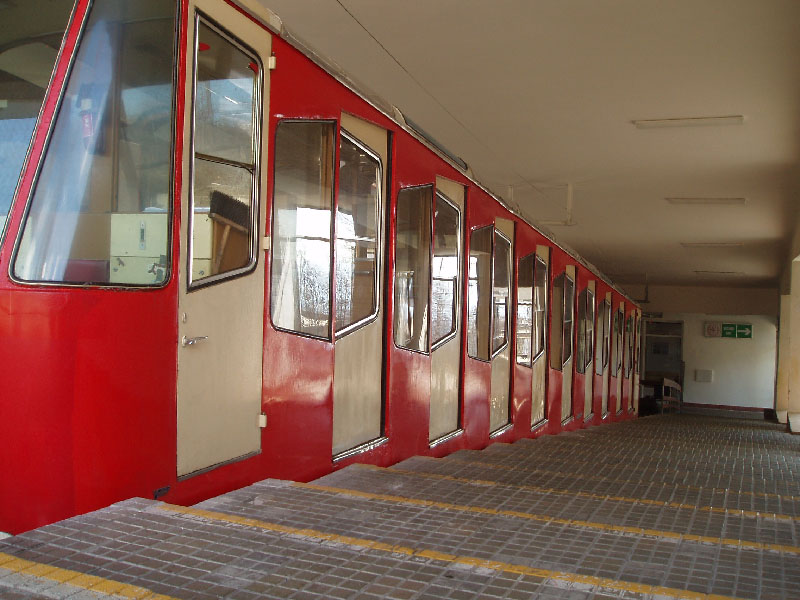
[1,414,798,599]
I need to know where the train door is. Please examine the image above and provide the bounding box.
[331,114,388,457]
[429,177,465,443]
[550,264,576,423]
[490,218,514,434]
[531,247,550,427]
[578,280,596,421]
[632,309,642,413]
[610,301,624,416]
[596,292,612,418]
[177,0,270,477]
[622,309,635,413]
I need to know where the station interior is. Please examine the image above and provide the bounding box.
[1,1,799,599]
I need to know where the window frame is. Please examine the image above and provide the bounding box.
[560,273,575,368]
[392,183,433,355]
[466,224,494,362]
[430,190,462,351]
[515,252,535,368]
[532,254,548,364]
[269,118,337,342]
[490,228,512,360]
[332,128,383,339]
[187,13,263,291]
[9,0,180,289]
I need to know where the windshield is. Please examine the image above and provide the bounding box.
[0,1,74,234]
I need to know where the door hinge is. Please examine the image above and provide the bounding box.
[268,56,276,70]
[258,412,267,428]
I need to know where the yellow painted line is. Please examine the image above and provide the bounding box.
[440,456,800,504]
[378,464,800,523]
[159,503,745,600]
[293,481,800,556]
[0,551,177,599]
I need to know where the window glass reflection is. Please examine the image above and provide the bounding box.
[562,275,575,364]
[431,193,460,346]
[271,121,334,338]
[335,132,380,333]
[467,226,492,360]
[492,231,511,355]
[516,254,534,366]
[14,0,176,285]
[191,20,259,284]
[0,0,72,234]
[394,186,431,352]
[533,255,548,361]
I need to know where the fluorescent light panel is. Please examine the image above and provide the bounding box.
[633,115,744,128]
[693,270,745,276]
[666,197,746,206]
[681,242,744,248]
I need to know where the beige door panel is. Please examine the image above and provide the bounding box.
[332,113,388,457]
[177,0,270,477]
[429,176,465,443]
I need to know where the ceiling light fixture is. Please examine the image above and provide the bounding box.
[665,197,747,206]
[633,115,744,128]
[680,242,744,248]
[693,270,745,276]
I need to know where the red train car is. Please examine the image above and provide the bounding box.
[0,0,640,534]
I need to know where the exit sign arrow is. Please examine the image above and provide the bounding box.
[736,324,752,339]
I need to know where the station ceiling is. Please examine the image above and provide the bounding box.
[260,0,800,289]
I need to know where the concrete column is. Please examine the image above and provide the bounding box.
[776,294,790,423]
[789,260,800,433]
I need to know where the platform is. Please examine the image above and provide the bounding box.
[1,414,798,599]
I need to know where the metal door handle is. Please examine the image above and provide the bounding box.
[182,335,208,347]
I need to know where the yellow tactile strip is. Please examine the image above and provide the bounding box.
[0,552,177,599]
[292,481,800,556]
[438,456,800,506]
[159,503,745,600]
[378,463,800,523]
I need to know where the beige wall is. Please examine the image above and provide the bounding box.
[622,284,779,317]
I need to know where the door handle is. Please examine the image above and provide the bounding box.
[182,335,208,347]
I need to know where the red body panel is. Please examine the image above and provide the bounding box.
[0,0,637,534]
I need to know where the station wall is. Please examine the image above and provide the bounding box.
[662,312,777,410]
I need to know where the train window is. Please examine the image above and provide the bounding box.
[467,226,492,360]
[624,315,633,378]
[576,289,587,374]
[13,0,176,285]
[431,193,461,348]
[492,230,511,355]
[602,300,612,370]
[595,299,609,375]
[612,308,623,375]
[549,271,575,370]
[576,288,595,374]
[0,0,72,238]
[335,131,381,335]
[271,121,335,339]
[532,255,548,362]
[394,185,432,353]
[515,253,535,366]
[190,20,260,286]
[562,274,575,365]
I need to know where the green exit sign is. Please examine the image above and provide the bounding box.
[722,323,752,339]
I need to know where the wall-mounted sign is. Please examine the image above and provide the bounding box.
[704,321,721,337]
[721,322,752,339]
